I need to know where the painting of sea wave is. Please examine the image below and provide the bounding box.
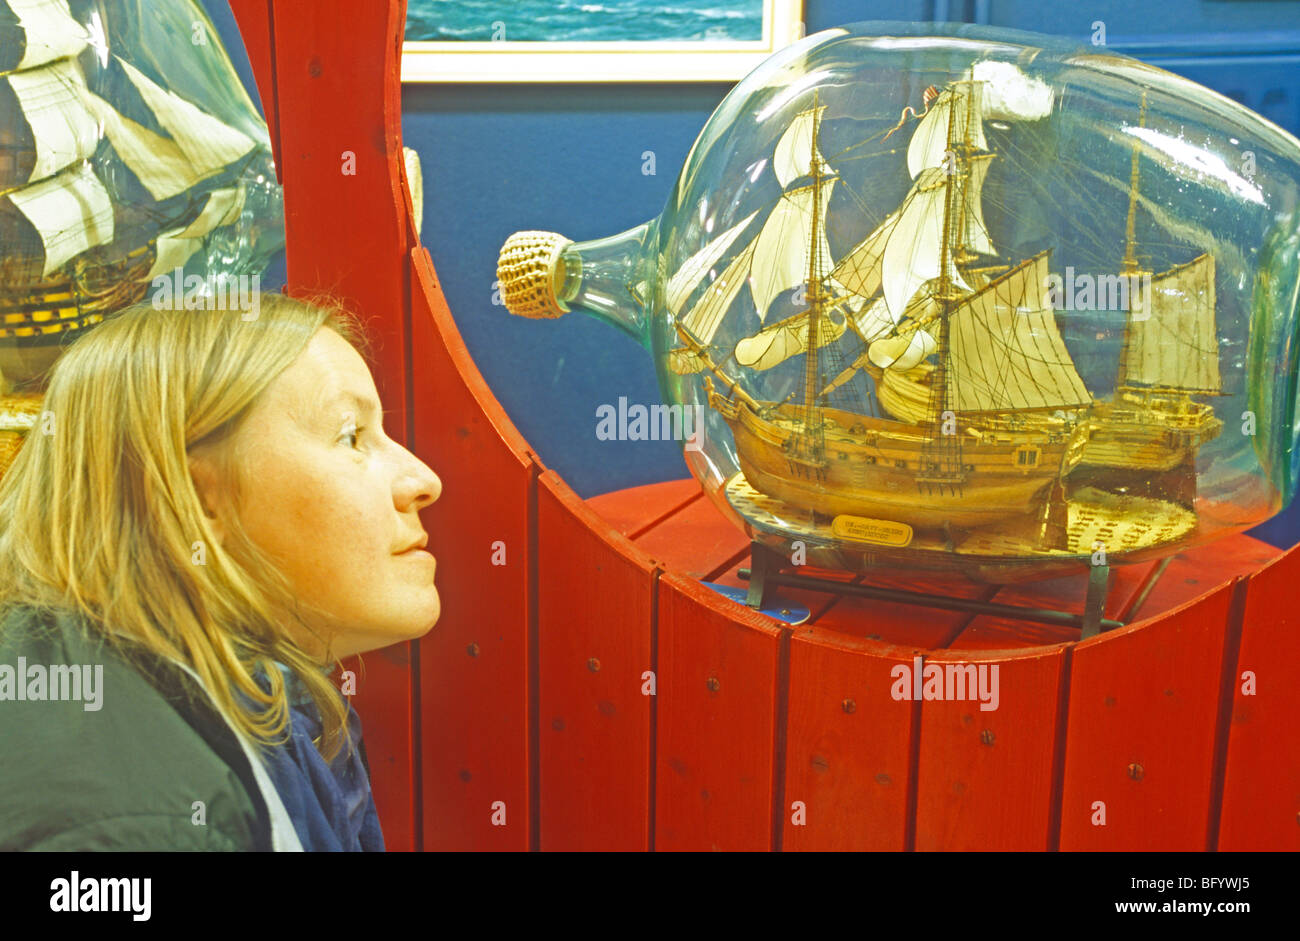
[406,0,765,42]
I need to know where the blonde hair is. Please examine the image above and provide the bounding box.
[0,292,374,763]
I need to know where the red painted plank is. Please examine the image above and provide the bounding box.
[585,478,702,539]
[538,472,657,849]
[1218,545,1300,849]
[915,647,1068,850]
[948,564,1151,652]
[656,574,784,850]
[412,248,538,850]
[226,0,281,177]
[1126,534,1280,622]
[811,573,991,650]
[1059,585,1235,849]
[264,0,417,849]
[782,635,918,850]
[633,494,750,580]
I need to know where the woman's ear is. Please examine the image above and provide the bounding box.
[188,452,229,549]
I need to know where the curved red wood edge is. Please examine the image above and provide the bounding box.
[227,0,1297,852]
[227,0,281,178]
[536,470,659,850]
[1219,543,1300,849]
[411,247,539,850]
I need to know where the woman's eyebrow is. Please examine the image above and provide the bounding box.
[330,390,381,417]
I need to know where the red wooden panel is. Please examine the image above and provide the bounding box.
[1218,545,1300,849]
[262,0,417,849]
[585,478,702,539]
[633,492,751,580]
[782,636,918,850]
[656,574,784,850]
[226,0,281,177]
[1059,584,1235,849]
[412,248,538,850]
[949,564,1151,651]
[537,472,657,849]
[811,573,992,650]
[1126,535,1280,622]
[915,647,1068,850]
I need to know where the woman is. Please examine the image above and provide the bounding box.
[0,292,441,850]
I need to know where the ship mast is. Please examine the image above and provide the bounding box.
[918,86,965,493]
[796,90,826,469]
[1117,90,1148,389]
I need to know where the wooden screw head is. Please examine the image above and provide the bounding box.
[842,698,856,713]
[587,657,601,672]
[1127,762,1144,780]
[467,643,480,658]
[706,676,720,692]
[980,729,995,746]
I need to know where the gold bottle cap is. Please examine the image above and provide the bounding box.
[496,230,574,319]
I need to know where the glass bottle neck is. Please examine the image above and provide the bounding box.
[555,217,659,349]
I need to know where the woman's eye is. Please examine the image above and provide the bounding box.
[341,426,363,449]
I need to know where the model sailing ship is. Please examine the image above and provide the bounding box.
[0,4,263,346]
[1,2,269,479]
[668,73,1223,554]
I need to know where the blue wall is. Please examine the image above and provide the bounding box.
[204,0,1300,547]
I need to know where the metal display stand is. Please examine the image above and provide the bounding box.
[739,541,1124,638]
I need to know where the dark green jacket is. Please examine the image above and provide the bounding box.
[0,604,280,850]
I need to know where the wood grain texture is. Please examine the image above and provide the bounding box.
[537,471,657,849]
[782,633,919,850]
[633,492,752,581]
[412,248,538,850]
[1218,545,1300,849]
[656,573,785,850]
[915,647,1068,850]
[948,564,1150,651]
[586,478,703,539]
[1126,535,1280,621]
[1059,585,1235,850]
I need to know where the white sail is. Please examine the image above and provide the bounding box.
[7,160,113,275]
[948,250,1091,412]
[680,238,755,344]
[882,167,970,321]
[116,57,257,182]
[6,0,88,71]
[853,295,895,342]
[74,84,205,201]
[826,276,866,313]
[830,208,897,305]
[1126,254,1220,392]
[961,153,996,257]
[4,57,99,185]
[146,187,246,279]
[907,83,988,179]
[869,328,937,371]
[665,210,758,315]
[735,308,846,371]
[773,105,832,188]
[750,179,836,323]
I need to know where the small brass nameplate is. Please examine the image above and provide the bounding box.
[831,514,914,547]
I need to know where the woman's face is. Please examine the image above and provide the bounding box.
[194,327,442,660]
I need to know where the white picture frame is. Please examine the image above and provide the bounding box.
[401,0,806,83]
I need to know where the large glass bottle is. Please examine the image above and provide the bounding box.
[497,20,1300,582]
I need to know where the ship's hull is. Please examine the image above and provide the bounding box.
[714,395,1086,531]
[875,364,1221,474]
[1077,388,1222,471]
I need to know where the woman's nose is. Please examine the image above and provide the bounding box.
[397,446,441,512]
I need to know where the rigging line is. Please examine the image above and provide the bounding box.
[989,138,1118,265]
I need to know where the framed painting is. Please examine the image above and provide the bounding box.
[401,0,805,83]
